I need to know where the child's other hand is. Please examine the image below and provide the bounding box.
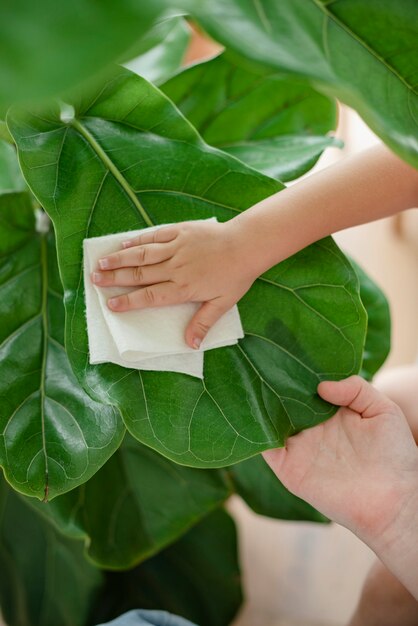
[263,376,418,549]
[91,219,255,349]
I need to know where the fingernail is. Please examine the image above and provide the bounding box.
[192,337,202,350]
[122,240,134,248]
[92,272,102,283]
[98,258,109,269]
[108,297,119,309]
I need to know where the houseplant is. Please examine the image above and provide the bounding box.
[1,1,411,624]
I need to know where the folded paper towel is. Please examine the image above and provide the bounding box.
[83,217,245,378]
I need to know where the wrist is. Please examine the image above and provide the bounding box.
[358,474,418,596]
[374,475,418,549]
[222,216,267,283]
[229,186,329,279]
[228,206,292,280]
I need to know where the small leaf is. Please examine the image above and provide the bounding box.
[161,52,342,180]
[91,508,242,626]
[28,434,231,569]
[0,192,124,500]
[0,474,102,626]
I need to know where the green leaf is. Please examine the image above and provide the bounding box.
[180,0,418,168]
[0,192,124,500]
[125,16,191,84]
[0,140,26,193]
[229,454,328,522]
[218,135,342,182]
[0,0,165,106]
[161,52,342,180]
[27,434,230,569]
[91,508,242,626]
[8,67,367,469]
[0,474,102,626]
[352,260,391,381]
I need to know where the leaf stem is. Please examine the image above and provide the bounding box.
[69,117,154,227]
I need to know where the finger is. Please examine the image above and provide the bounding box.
[185,299,232,349]
[121,225,180,249]
[98,241,175,270]
[317,375,396,418]
[92,261,170,287]
[107,281,187,311]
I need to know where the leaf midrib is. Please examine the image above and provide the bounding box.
[69,118,154,227]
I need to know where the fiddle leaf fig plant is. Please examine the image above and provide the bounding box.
[0,4,400,625]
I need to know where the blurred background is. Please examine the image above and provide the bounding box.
[187,23,418,626]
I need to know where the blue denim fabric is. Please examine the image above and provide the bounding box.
[97,609,198,626]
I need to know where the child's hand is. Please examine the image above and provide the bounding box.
[91,219,256,349]
[263,376,418,552]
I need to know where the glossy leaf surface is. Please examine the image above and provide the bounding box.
[91,509,242,626]
[28,434,230,569]
[181,0,418,168]
[0,192,124,499]
[161,53,342,180]
[8,67,367,469]
[0,475,102,626]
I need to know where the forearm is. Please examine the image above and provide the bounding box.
[365,485,418,600]
[232,144,418,277]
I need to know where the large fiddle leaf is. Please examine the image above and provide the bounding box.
[26,434,230,569]
[91,509,242,626]
[0,0,166,107]
[0,474,102,626]
[0,192,124,500]
[161,53,342,181]
[181,0,418,168]
[8,67,367,469]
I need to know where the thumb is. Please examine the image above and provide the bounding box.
[318,375,395,418]
[185,299,230,350]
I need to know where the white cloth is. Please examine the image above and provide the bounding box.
[83,217,244,378]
